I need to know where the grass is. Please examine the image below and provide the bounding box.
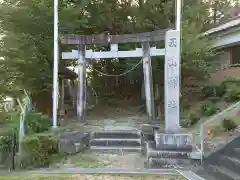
[51,151,109,168]
[0,175,185,180]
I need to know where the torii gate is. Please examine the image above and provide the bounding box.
[60,29,181,133]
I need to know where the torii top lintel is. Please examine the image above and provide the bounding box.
[61,29,167,45]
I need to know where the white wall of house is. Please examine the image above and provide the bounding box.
[213,31,240,48]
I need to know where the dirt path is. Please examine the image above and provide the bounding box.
[98,153,146,169]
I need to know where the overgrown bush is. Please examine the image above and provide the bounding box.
[21,134,59,168]
[201,86,215,97]
[201,101,217,116]
[201,84,226,98]
[222,77,240,85]
[0,129,17,164]
[216,83,226,97]
[188,113,200,126]
[222,118,237,132]
[181,113,200,127]
[0,111,19,163]
[25,112,51,135]
[224,84,240,102]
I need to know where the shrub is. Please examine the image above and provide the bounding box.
[222,118,237,132]
[216,83,226,97]
[201,84,226,98]
[188,113,200,126]
[0,111,20,163]
[224,84,240,102]
[21,134,59,168]
[181,114,200,127]
[201,86,214,97]
[25,112,51,135]
[201,101,217,116]
[222,77,240,85]
[0,129,17,164]
[181,119,189,128]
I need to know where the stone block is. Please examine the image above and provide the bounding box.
[141,123,161,135]
[146,142,190,159]
[59,132,90,154]
[146,157,193,168]
[154,132,193,151]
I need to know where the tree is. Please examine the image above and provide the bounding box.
[207,0,237,24]
[0,0,87,95]
[0,0,218,106]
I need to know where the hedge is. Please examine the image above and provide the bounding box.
[21,133,59,168]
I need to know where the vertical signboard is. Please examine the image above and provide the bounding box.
[164,30,180,132]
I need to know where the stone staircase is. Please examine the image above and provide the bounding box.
[90,131,142,152]
[196,136,240,180]
[89,124,203,172]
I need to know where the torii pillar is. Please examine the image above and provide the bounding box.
[77,46,87,124]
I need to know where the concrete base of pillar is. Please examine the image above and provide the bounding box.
[154,131,193,151]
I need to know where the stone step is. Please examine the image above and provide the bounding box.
[90,139,141,147]
[143,134,155,142]
[92,131,141,139]
[220,155,240,175]
[207,164,240,180]
[141,123,162,134]
[91,138,141,142]
[145,157,198,169]
[90,146,142,153]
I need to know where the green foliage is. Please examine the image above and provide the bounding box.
[0,111,19,164]
[201,101,218,116]
[224,85,240,102]
[216,83,227,97]
[230,64,240,68]
[201,83,226,98]
[21,134,59,168]
[0,0,87,95]
[0,110,51,166]
[0,0,217,99]
[201,78,240,102]
[222,78,240,85]
[183,113,201,127]
[206,0,237,23]
[0,130,16,155]
[221,79,240,102]
[188,113,201,126]
[25,112,51,135]
[222,118,237,132]
[201,86,215,97]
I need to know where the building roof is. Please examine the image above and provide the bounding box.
[204,16,240,36]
